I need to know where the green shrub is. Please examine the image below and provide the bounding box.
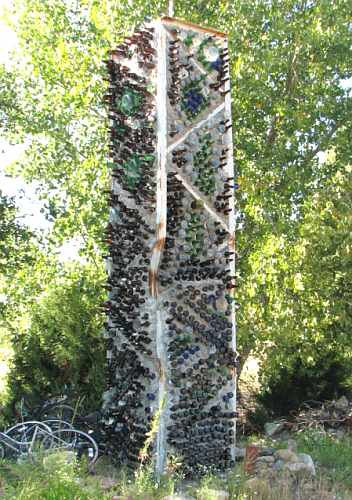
[257,352,350,417]
[5,264,106,420]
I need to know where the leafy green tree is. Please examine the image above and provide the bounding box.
[0,192,34,278]
[255,159,352,412]
[6,261,106,413]
[0,0,351,410]
[0,190,37,408]
[0,191,37,347]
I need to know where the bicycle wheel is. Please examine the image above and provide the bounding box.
[5,421,52,444]
[39,404,76,422]
[43,429,98,467]
[42,420,74,432]
[4,421,53,459]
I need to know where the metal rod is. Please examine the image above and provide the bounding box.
[168,0,174,16]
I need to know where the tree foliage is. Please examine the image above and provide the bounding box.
[0,0,351,410]
[0,192,34,277]
[253,160,352,413]
[0,190,37,346]
[5,262,106,413]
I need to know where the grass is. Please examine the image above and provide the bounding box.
[0,455,178,500]
[0,453,105,499]
[1,429,352,499]
[296,428,352,489]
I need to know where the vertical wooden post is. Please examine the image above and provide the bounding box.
[154,19,168,477]
[223,36,237,460]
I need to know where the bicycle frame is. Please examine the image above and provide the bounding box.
[1,420,98,466]
[1,421,53,459]
[0,431,28,455]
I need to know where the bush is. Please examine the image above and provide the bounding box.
[256,351,351,417]
[5,264,106,420]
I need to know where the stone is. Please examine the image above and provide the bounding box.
[204,45,220,62]
[264,421,285,437]
[255,455,275,464]
[234,446,246,458]
[275,449,299,462]
[259,446,276,456]
[328,428,345,439]
[244,478,270,495]
[244,444,260,473]
[254,463,271,474]
[296,453,316,475]
[335,395,349,409]
[285,461,316,476]
[277,430,291,440]
[286,439,297,451]
[273,459,284,470]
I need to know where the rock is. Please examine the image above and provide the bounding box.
[254,463,271,473]
[335,395,349,409]
[264,421,285,437]
[285,461,316,476]
[255,455,275,464]
[277,430,291,440]
[296,453,316,475]
[273,459,284,470]
[286,439,297,451]
[259,446,276,456]
[244,444,260,473]
[234,446,246,458]
[275,449,299,462]
[244,477,270,495]
[328,428,345,439]
[100,477,118,490]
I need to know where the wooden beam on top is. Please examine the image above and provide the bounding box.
[161,16,227,38]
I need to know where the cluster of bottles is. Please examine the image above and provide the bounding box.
[102,18,237,475]
[104,26,156,203]
[162,21,237,475]
[102,22,159,465]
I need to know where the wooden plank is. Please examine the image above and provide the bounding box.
[223,36,237,461]
[154,20,168,479]
[167,102,225,152]
[173,171,231,234]
[161,16,227,38]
